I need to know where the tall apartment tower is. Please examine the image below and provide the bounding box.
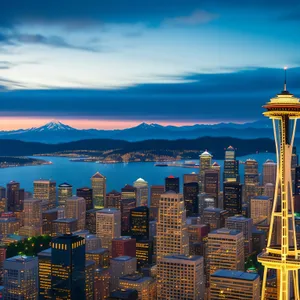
[183,182,199,216]
[165,176,180,193]
[33,180,56,210]
[244,159,259,205]
[199,151,212,192]
[223,146,239,182]
[263,159,277,186]
[207,228,244,282]
[258,75,300,299]
[225,215,253,257]
[204,169,219,208]
[96,208,121,253]
[129,206,149,241]
[223,181,243,216]
[51,234,86,299]
[91,172,106,209]
[6,181,24,212]
[65,196,86,230]
[149,185,165,220]
[76,187,93,211]
[156,191,188,261]
[157,255,204,300]
[58,182,72,207]
[3,255,39,299]
[133,178,149,207]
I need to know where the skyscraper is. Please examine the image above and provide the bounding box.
[223,146,239,182]
[91,172,106,208]
[223,181,243,216]
[157,255,204,300]
[201,207,228,230]
[156,191,188,261]
[199,150,212,192]
[51,234,85,299]
[33,180,56,211]
[6,181,24,212]
[96,208,121,253]
[58,182,72,207]
[204,169,219,208]
[85,208,99,234]
[250,195,272,225]
[244,159,259,205]
[121,184,136,199]
[133,178,148,207]
[106,190,122,209]
[121,198,136,235]
[184,172,199,184]
[129,206,149,241]
[164,175,179,193]
[210,270,260,300]
[225,215,253,257]
[183,182,199,216]
[207,228,244,283]
[76,187,93,211]
[3,255,39,299]
[149,185,164,220]
[65,196,86,230]
[112,237,136,258]
[258,77,300,299]
[263,159,277,186]
[38,248,52,300]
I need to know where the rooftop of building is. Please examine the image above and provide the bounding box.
[121,184,136,191]
[113,236,135,241]
[227,215,252,222]
[134,178,147,183]
[203,207,227,213]
[86,248,108,254]
[91,172,105,179]
[107,189,122,195]
[6,255,37,263]
[111,256,135,262]
[59,182,72,187]
[212,162,220,167]
[119,273,152,283]
[98,208,120,214]
[37,248,52,257]
[77,186,92,191]
[52,233,84,242]
[110,289,138,298]
[200,150,212,157]
[227,145,235,150]
[33,179,56,183]
[66,195,84,201]
[264,159,276,164]
[252,195,272,200]
[42,207,62,214]
[53,218,77,223]
[163,254,203,262]
[212,269,260,281]
[86,208,101,213]
[210,227,242,236]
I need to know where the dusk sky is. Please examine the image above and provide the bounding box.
[1,0,300,129]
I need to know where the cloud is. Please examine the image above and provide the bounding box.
[0,31,99,52]
[164,10,218,26]
[0,61,13,69]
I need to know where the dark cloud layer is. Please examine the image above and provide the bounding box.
[1,67,299,122]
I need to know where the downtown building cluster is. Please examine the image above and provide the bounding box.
[0,144,298,299]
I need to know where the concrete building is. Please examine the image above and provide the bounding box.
[33,180,56,211]
[58,182,72,207]
[263,159,277,186]
[133,178,149,207]
[149,185,164,220]
[244,159,259,205]
[38,248,52,300]
[91,172,106,209]
[112,237,136,258]
[251,196,272,225]
[65,196,86,230]
[201,208,228,230]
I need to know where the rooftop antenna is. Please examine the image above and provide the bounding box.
[284,66,287,91]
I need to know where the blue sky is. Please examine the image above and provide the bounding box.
[0,0,300,129]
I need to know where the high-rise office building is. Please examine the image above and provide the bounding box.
[0,247,6,285]
[3,255,39,299]
[94,268,110,299]
[204,169,219,208]
[42,208,63,236]
[121,198,136,235]
[91,172,106,208]
[250,195,272,225]
[85,260,95,300]
[110,256,137,292]
[119,274,156,300]
[86,208,99,234]
[149,185,164,220]
[110,289,139,300]
[51,234,85,299]
[130,206,149,241]
[106,190,122,209]
[58,182,72,207]
[112,237,136,258]
[199,151,213,192]
[96,208,121,253]
[6,181,24,212]
[223,146,240,182]
[0,212,20,236]
[38,248,52,300]
[263,159,277,186]
[201,208,228,230]
[244,159,259,205]
[157,254,204,300]
[225,215,253,257]
[136,240,153,269]
[65,196,86,230]
[33,180,56,211]
[165,175,180,193]
[223,181,243,216]
[264,183,275,198]
[207,228,244,283]
[0,187,5,199]
[156,191,188,260]
[133,178,148,207]
[76,187,93,211]
[210,270,260,300]
[183,182,199,217]
[21,198,42,236]
[184,172,199,184]
[52,218,78,236]
[86,248,109,268]
[121,185,136,200]
[0,187,6,213]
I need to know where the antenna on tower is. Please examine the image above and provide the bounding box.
[284,66,287,91]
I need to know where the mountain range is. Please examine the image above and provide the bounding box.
[0,120,275,143]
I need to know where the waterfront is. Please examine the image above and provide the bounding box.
[0,152,276,193]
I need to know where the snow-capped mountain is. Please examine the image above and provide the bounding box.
[0,120,276,143]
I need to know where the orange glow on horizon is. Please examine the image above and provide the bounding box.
[0,117,247,131]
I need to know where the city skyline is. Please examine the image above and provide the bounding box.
[1,1,300,128]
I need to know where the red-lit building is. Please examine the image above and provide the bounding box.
[112,237,136,258]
